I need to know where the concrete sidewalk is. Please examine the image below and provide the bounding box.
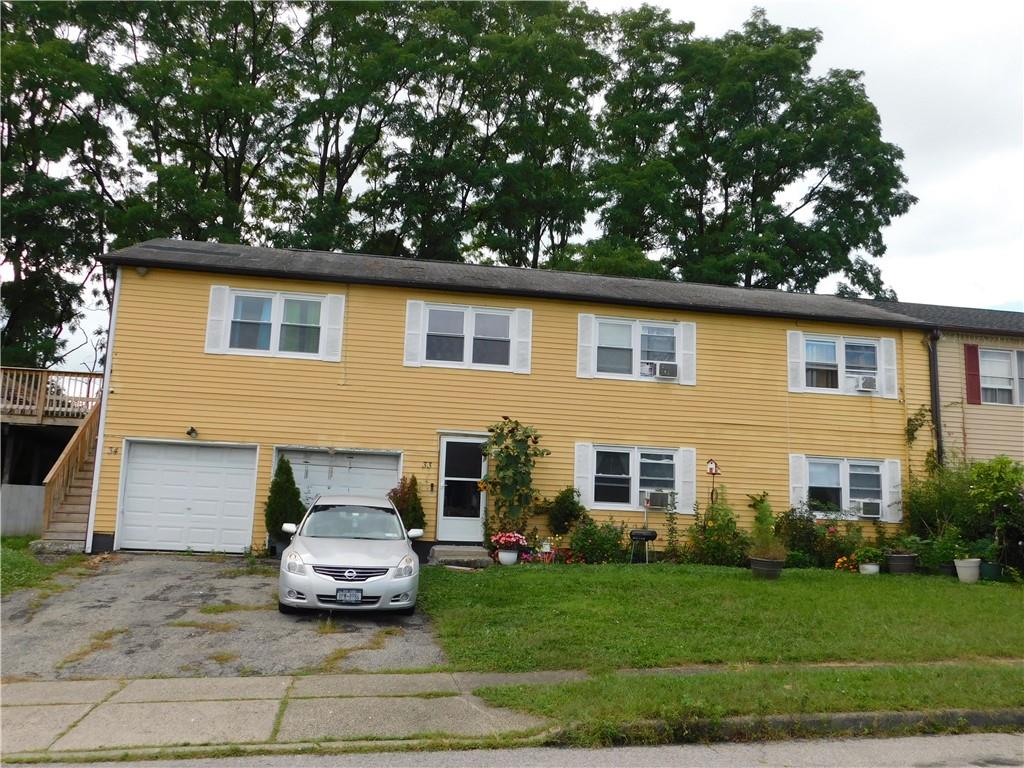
[0,671,583,760]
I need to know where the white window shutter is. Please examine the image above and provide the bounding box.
[787,331,804,392]
[881,338,898,399]
[404,300,425,367]
[205,285,230,354]
[574,442,593,507]
[789,454,807,509]
[883,459,903,522]
[321,294,345,362]
[676,447,697,513]
[512,308,532,374]
[577,314,596,378]
[677,322,696,386]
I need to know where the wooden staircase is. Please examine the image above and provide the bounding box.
[41,453,95,546]
[39,400,101,551]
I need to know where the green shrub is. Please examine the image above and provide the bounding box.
[970,456,1024,541]
[539,487,591,535]
[776,506,819,561]
[264,457,306,547]
[748,492,787,560]
[918,525,963,570]
[388,475,426,530]
[813,518,865,568]
[854,546,883,564]
[683,489,750,567]
[905,461,976,538]
[569,520,627,564]
[784,550,814,568]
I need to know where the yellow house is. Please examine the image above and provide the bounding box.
[85,239,937,554]
[866,301,1024,463]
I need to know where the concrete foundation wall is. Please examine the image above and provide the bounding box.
[1,484,44,536]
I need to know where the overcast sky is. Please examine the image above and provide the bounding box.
[591,0,1024,311]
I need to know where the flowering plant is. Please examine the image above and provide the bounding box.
[490,531,528,551]
[834,555,858,572]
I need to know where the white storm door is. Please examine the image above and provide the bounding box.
[436,437,486,542]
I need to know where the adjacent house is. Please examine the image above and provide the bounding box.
[82,239,941,554]
[868,301,1024,463]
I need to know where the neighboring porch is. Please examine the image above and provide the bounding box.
[2,368,103,550]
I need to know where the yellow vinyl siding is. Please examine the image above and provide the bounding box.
[937,333,1024,462]
[93,268,933,547]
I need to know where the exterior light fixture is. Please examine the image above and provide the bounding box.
[186,426,199,438]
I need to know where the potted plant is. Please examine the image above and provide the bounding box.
[953,542,982,584]
[885,534,921,575]
[855,546,883,575]
[748,493,788,580]
[928,526,963,577]
[490,531,528,565]
[978,538,1003,581]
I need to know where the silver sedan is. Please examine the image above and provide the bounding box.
[278,494,422,615]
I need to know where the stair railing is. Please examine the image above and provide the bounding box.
[42,398,102,532]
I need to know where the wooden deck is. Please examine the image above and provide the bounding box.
[1,368,103,426]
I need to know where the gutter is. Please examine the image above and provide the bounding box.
[927,328,945,466]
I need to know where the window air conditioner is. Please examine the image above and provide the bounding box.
[640,362,657,377]
[641,490,671,509]
[656,362,679,379]
[856,374,878,392]
[851,501,881,519]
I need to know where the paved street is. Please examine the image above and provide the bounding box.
[78,733,1024,768]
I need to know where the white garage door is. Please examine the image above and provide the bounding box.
[280,449,400,506]
[119,442,258,553]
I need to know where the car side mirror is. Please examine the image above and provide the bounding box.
[407,528,424,539]
[281,523,297,535]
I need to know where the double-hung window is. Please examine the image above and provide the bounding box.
[404,301,532,373]
[579,315,697,384]
[793,454,900,521]
[979,349,1022,405]
[788,331,896,398]
[206,286,343,361]
[576,443,697,512]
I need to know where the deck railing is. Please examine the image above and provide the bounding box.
[42,399,101,532]
[1,368,103,422]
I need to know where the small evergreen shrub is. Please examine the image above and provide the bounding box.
[539,487,591,535]
[683,489,751,566]
[748,492,787,560]
[264,457,306,547]
[388,475,426,530]
[569,520,627,563]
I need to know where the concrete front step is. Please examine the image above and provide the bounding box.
[428,545,492,568]
[30,539,85,555]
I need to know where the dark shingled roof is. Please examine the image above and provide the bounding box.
[102,239,1019,334]
[866,300,1024,337]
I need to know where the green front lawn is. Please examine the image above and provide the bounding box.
[0,536,85,595]
[477,663,1024,745]
[419,564,1023,671]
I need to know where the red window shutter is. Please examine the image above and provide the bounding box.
[964,344,981,404]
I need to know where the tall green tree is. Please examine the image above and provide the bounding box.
[1,1,119,367]
[597,8,915,296]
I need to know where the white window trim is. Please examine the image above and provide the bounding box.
[207,287,344,362]
[801,455,897,521]
[595,317,680,382]
[422,303,513,372]
[979,346,1024,407]
[589,444,690,513]
[788,330,896,398]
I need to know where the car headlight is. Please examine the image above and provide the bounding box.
[285,552,306,575]
[395,555,417,579]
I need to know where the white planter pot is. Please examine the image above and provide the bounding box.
[954,558,981,584]
[859,563,880,575]
[497,550,519,566]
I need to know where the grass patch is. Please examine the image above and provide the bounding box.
[219,564,278,578]
[477,663,1024,746]
[419,564,1024,671]
[308,627,405,674]
[199,602,274,614]
[207,651,240,665]
[169,620,239,633]
[316,617,351,635]
[0,537,87,595]
[57,629,130,669]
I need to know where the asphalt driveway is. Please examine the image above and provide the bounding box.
[0,553,445,680]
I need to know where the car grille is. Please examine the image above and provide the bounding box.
[312,565,390,582]
[317,594,381,606]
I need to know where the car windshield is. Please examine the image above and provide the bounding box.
[300,504,405,540]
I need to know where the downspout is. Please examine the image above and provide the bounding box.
[927,328,945,466]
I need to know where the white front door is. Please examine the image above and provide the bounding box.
[436,437,486,542]
[119,442,258,553]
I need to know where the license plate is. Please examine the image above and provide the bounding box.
[336,588,362,604]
